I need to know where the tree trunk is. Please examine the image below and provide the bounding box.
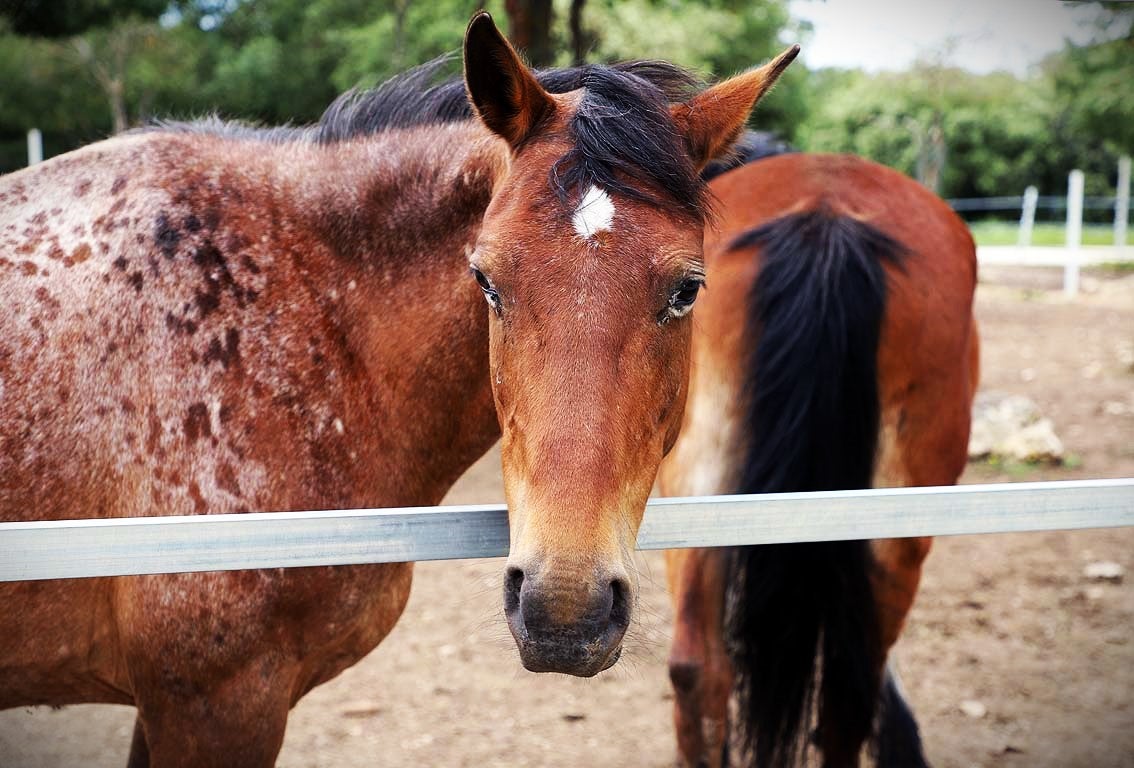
[108,78,128,135]
[392,0,412,71]
[504,0,554,67]
[569,0,587,66]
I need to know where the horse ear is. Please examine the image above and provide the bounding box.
[671,45,800,171]
[463,11,555,149]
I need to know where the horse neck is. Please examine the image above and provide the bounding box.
[286,125,508,505]
[301,124,507,266]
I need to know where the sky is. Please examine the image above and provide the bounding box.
[786,0,1128,75]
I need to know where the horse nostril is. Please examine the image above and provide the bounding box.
[609,576,630,629]
[504,566,524,614]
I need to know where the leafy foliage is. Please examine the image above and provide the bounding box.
[0,0,1130,209]
[801,13,1132,204]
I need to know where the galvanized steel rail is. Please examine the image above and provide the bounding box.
[1,478,1131,582]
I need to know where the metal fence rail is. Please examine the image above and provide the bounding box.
[2,478,1131,582]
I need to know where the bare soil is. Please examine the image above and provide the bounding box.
[2,266,1132,768]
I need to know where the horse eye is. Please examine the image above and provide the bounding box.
[470,266,501,314]
[661,277,704,323]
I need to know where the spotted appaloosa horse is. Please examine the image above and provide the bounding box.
[660,154,980,767]
[0,12,797,766]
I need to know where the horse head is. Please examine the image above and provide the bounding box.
[461,13,797,676]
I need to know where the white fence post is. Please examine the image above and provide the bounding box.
[1116,155,1130,252]
[1065,169,1084,297]
[1018,185,1038,247]
[27,128,43,166]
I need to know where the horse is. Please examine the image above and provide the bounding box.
[659,152,980,767]
[0,12,798,766]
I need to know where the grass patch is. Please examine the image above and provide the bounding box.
[1094,261,1134,275]
[1062,453,1084,470]
[975,454,1067,475]
[968,221,1119,247]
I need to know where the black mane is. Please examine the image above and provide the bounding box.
[157,55,710,220]
[319,56,707,219]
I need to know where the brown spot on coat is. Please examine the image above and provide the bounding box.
[202,328,241,370]
[195,290,220,317]
[154,213,180,258]
[215,462,240,496]
[34,286,61,319]
[110,176,128,195]
[146,412,163,456]
[183,402,212,442]
[165,311,198,336]
[69,243,92,265]
[187,480,208,514]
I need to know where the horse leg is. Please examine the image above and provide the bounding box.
[874,662,931,768]
[870,537,933,653]
[126,716,150,768]
[666,549,706,765]
[865,536,936,768]
[129,656,297,768]
[665,547,732,768]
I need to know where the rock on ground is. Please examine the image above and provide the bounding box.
[968,391,1064,463]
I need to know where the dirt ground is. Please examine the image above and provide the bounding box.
[1,265,1132,768]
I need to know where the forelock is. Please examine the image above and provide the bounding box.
[550,64,708,222]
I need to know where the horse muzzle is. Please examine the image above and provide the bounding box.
[503,563,631,676]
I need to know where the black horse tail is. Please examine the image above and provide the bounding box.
[725,208,904,768]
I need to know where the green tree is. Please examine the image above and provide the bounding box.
[0,0,202,168]
[1,0,806,171]
[1043,22,1133,202]
[572,0,806,142]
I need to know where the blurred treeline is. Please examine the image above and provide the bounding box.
[1,0,1131,203]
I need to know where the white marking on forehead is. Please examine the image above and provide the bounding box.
[572,185,615,240]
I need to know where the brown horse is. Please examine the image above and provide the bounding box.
[660,153,980,767]
[0,13,797,766]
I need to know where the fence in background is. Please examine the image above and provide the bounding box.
[26,129,42,166]
[2,479,1131,582]
[954,159,1133,296]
